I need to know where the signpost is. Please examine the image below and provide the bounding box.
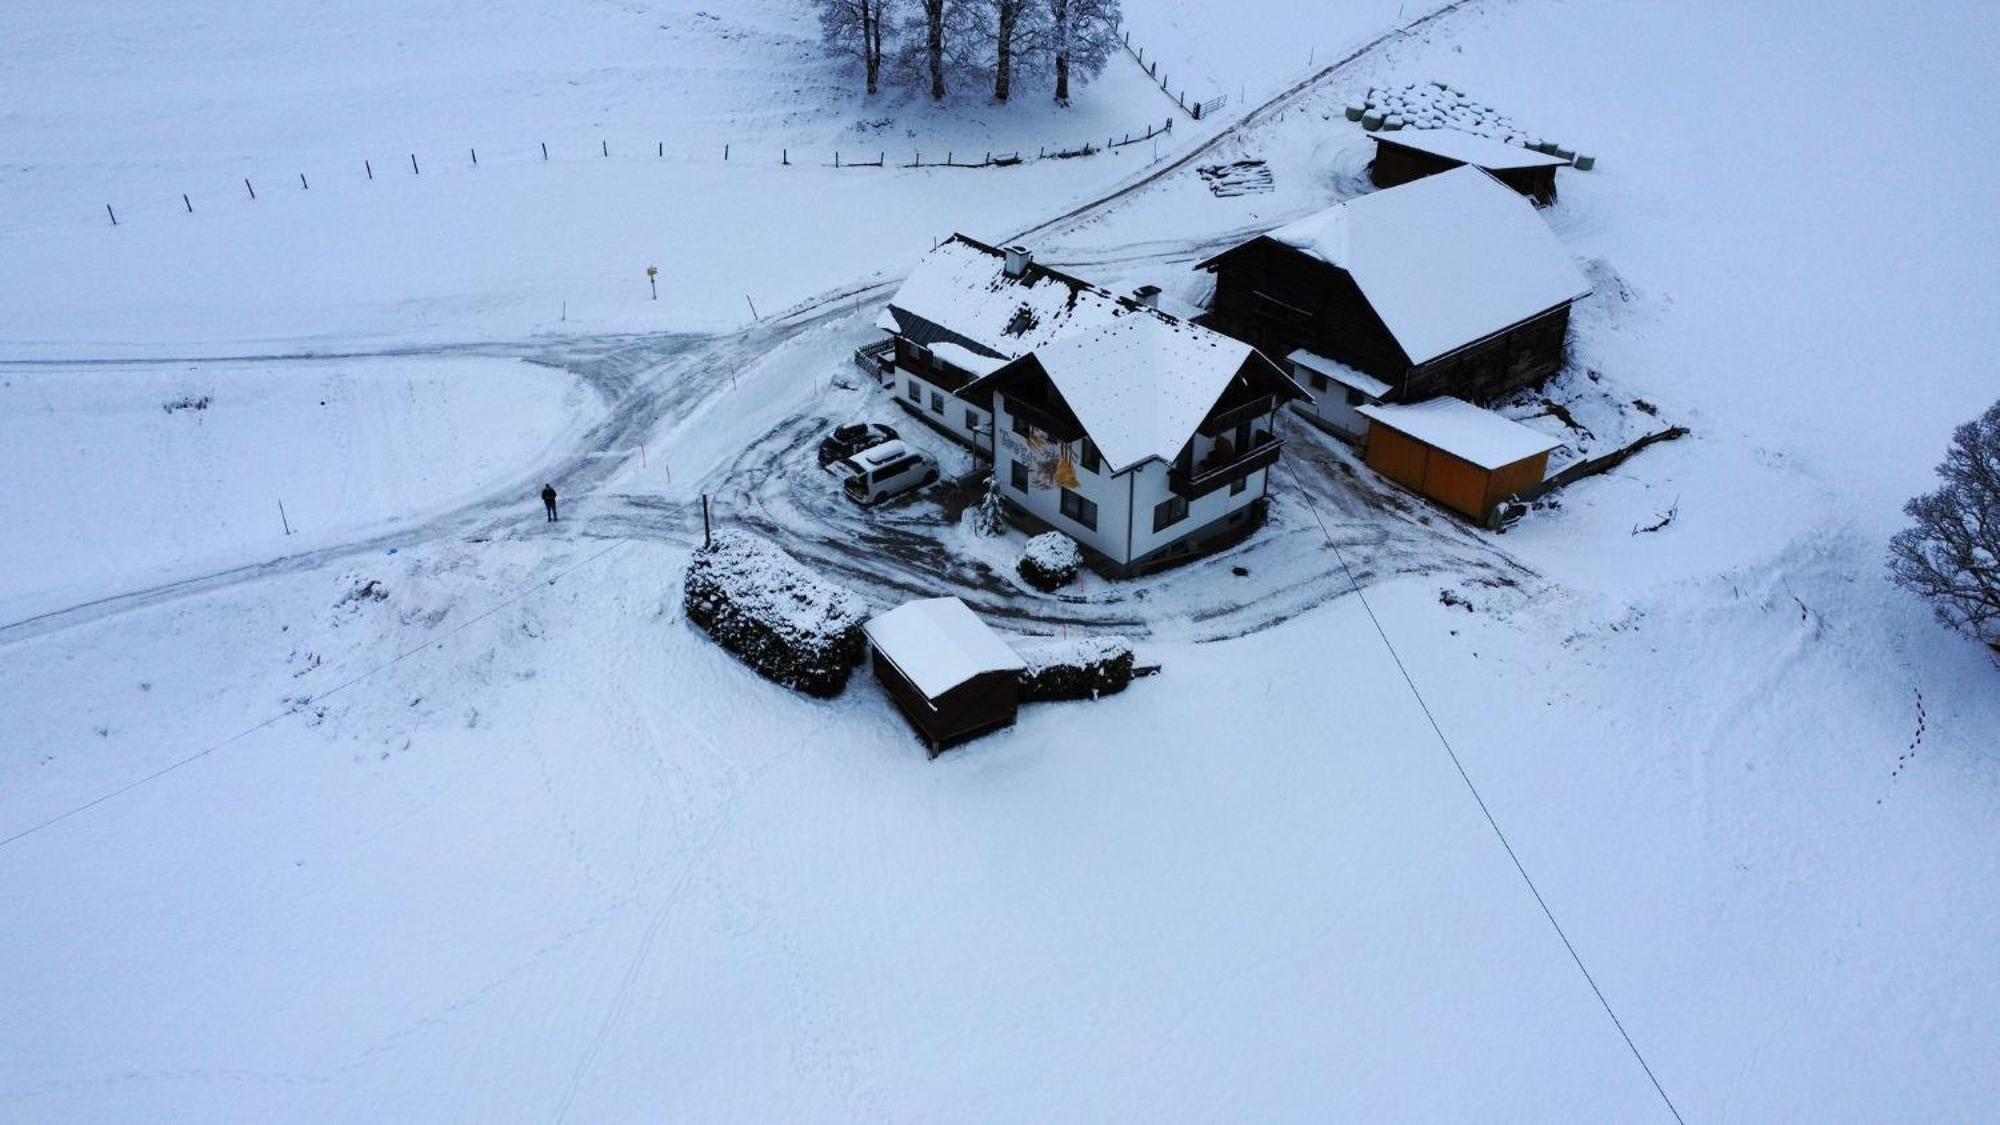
[646,265,658,301]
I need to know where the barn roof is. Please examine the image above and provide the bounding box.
[1208,167,1590,365]
[864,597,1024,700]
[1358,396,1564,470]
[1373,128,1571,171]
[881,236,1143,361]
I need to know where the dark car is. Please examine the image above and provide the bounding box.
[817,422,899,468]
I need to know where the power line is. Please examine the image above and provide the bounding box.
[1280,458,1685,1124]
[0,538,631,853]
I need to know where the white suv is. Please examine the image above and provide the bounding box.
[835,440,939,506]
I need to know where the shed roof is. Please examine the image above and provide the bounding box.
[1373,128,1571,171]
[882,236,1140,361]
[1358,396,1564,470]
[1224,167,1590,365]
[864,597,1024,700]
[1289,349,1392,399]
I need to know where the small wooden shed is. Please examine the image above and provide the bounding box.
[1357,398,1563,524]
[1370,128,1571,206]
[863,597,1025,756]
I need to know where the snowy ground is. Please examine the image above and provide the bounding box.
[0,356,594,624]
[4,0,2000,1121]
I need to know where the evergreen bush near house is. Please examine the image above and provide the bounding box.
[1018,531,1082,591]
[683,530,870,696]
[1889,400,2000,651]
[1016,635,1135,701]
[972,477,1008,537]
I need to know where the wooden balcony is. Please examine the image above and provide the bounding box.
[1168,433,1283,499]
[1198,393,1277,437]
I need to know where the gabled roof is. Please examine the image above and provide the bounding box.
[1358,396,1563,470]
[1372,128,1571,171]
[881,236,1141,361]
[973,316,1305,474]
[1204,167,1590,365]
[864,597,1024,700]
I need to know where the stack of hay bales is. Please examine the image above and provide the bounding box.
[1348,80,1593,169]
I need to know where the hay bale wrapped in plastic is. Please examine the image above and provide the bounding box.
[1016,635,1137,702]
[682,530,869,697]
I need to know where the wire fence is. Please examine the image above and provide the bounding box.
[1121,30,1228,120]
[84,117,1180,230]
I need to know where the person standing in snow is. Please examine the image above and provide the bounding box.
[541,483,559,523]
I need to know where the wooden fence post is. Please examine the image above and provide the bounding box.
[106,204,117,225]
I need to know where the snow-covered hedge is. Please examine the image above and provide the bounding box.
[1016,635,1135,702]
[682,530,869,697]
[1018,531,1082,591]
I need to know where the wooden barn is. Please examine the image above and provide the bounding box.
[1197,166,1590,404]
[1369,128,1571,206]
[1356,397,1563,524]
[863,597,1025,756]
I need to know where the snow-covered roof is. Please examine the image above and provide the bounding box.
[1021,316,1264,473]
[928,341,1006,377]
[1358,396,1564,470]
[864,597,1025,700]
[882,237,1141,360]
[1374,128,1571,170]
[1262,167,1589,365]
[1288,349,1392,399]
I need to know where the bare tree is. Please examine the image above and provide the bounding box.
[1889,400,2000,649]
[1046,0,1120,104]
[816,0,898,95]
[917,0,949,100]
[988,0,1038,102]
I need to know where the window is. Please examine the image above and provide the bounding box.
[1230,475,1249,496]
[911,344,934,372]
[1346,387,1366,408]
[965,408,981,431]
[905,379,921,402]
[1010,462,1029,492]
[1010,410,1030,437]
[1153,495,1189,533]
[930,390,945,415]
[1079,440,1101,475]
[1060,488,1098,531]
[1310,372,1329,393]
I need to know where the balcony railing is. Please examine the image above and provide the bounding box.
[1168,433,1283,499]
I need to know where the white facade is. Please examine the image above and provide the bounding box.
[1288,350,1390,444]
[991,393,1271,569]
[895,365,991,453]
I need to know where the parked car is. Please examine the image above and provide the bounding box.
[817,422,899,469]
[833,440,939,506]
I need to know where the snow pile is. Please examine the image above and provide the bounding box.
[682,529,869,697]
[1018,531,1083,591]
[1015,634,1137,701]
[1351,80,1582,161]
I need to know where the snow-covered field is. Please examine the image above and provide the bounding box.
[3,0,1999,1121]
[0,357,594,624]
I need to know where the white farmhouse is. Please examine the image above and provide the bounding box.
[965,315,1305,574]
[877,236,1164,452]
[878,235,1305,575]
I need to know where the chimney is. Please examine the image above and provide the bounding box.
[1003,244,1033,279]
[1133,284,1162,309]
